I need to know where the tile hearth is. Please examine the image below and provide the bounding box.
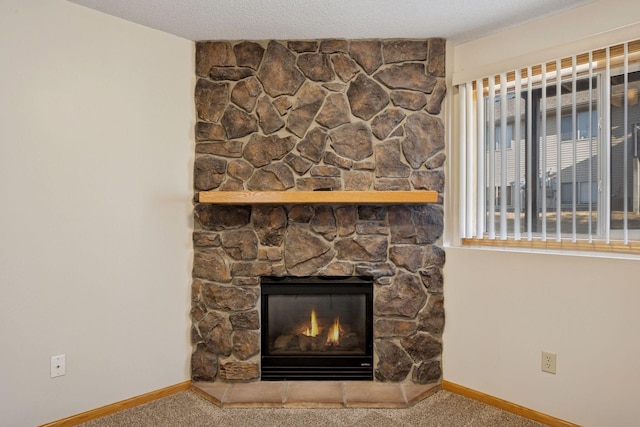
[192,381,440,409]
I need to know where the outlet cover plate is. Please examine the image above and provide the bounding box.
[541,351,556,374]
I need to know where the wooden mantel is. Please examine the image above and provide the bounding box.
[198,190,438,205]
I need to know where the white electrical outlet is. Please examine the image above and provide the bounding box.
[541,351,556,374]
[50,354,66,378]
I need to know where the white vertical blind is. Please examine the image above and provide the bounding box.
[456,38,640,248]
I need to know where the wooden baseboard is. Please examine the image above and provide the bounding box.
[40,380,192,427]
[442,381,580,427]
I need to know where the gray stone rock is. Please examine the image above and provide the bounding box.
[200,312,233,356]
[374,271,426,318]
[401,333,442,362]
[311,206,337,241]
[246,163,295,191]
[329,122,373,161]
[322,82,347,92]
[221,229,258,260]
[335,236,387,261]
[288,41,318,52]
[195,79,229,122]
[374,178,411,191]
[296,177,342,191]
[425,151,446,169]
[233,330,260,360]
[420,266,443,294]
[231,261,279,277]
[227,159,253,181]
[310,165,340,177]
[320,39,348,53]
[383,40,428,63]
[375,139,410,178]
[233,41,265,70]
[331,54,360,82]
[219,178,243,191]
[388,205,443,245]
[193,231,221,248]
[419,294,444,335]
[192,250,232,282]
[231,277,260,287]
[256,96,285,134]
[284,152,313,175]
[355,160,378,170]
[194,156,226,191]
[343,170,373,190]
[426,79,446,115]
[243,134,295,167]
[191,343,218,381]
[196,141,243,158]
[371,109,406,140]
[390,245,425,273]
[390,91,428,110]
[252,206,287,246]
[297,53,335,81]
[375,63,437,93]
[221,105,258,139]
[375,319,418,338]
[335,206,357,237]
[347,74,389,121]
[358,206,386,221]
[424,245,446,268]
[196,41,234,76]
[349,40,383,75]
[356,262,396,278]
[428,38,446,77]
[194,204,251,231]
[411,170,444,193]
[315,93,350,129]
[288,205,315,223]
[323,151,353,169]
[202,283,259,312]
[286,82,327,138]
[402,112,444,168]
[210,67,254,81]
[413,361,442,384]
[257,41,305,97]
[229,310,260,330]
[196,122,226,141]
[297,127,328,163]
[374,339,412,382]
[319,261,354,276]
[259,246,283,261]
[284,224,334,275]
[230,76,262,112]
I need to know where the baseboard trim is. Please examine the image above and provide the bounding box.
[442,380,580,427]
[40,380,192,427]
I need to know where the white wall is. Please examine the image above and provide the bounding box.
[445,1,640,425]
[0,1,194,426]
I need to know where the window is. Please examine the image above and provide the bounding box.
[458,39,640,250]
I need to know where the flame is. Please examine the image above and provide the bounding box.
[327,318,340,344]
[304,309,319,337]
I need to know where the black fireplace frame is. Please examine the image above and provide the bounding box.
[260,276,374,381]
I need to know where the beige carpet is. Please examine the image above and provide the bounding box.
[78,389,545,427]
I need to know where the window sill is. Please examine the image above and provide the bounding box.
[461,237,640,255]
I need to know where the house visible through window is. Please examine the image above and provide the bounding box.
[458,39,640,249]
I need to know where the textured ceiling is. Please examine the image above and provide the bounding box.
[67,0,595,43]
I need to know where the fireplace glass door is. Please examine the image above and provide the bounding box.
[261,276,373,381]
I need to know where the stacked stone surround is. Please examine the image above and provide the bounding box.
[191,39,446,384]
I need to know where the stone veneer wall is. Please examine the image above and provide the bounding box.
[191,39,446,384]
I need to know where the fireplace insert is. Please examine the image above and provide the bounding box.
[260,276,373,381]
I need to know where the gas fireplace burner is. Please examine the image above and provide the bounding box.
[260,276,373,381]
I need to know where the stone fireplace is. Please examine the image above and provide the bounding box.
[191,38,446,384]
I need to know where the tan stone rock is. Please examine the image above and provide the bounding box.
[221,229,258,260]
[221,105,258,139]
[246,163,295,190]
[230,77,262,112]
[374,339,412,382]
[194,204,251,231]
[201,283,259,312]
[375,63,437,93]
[288,40,318,52]
[331,54,360,82]
[196,141,243,158]
[243,134,295,167]
[286,82,327,137]
[233,330,260,360]
[257,41,305,97]
[320,39,348,53]
[192,249,232,282]
[343,170,373,190]
[426,79,446,115]
[371,109,406,140]
[383,40,428,63]
[284,153,313,175]
[329,122,373,161]
[349,40,383,75]
[297,127,328,163]
[297,53,335,82]
[196,122,226,141]
[196,41,234,76]
[233,41,265,70]
[411,170,444,192]
[315,93,350,129]
[252,206,287,246]
[347,74,389,120]
[210,67,254,81]
[195,79,229,122]
[401,112,444,168]
[284,224,335,276]
[390,90,428,110]
[256,96,285,134]
[375,139,410,178]
[428,38,446,77]
[374,271,426,318]
[194,155,227,190]
[335,236,387,261]
[227,159,253,181]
